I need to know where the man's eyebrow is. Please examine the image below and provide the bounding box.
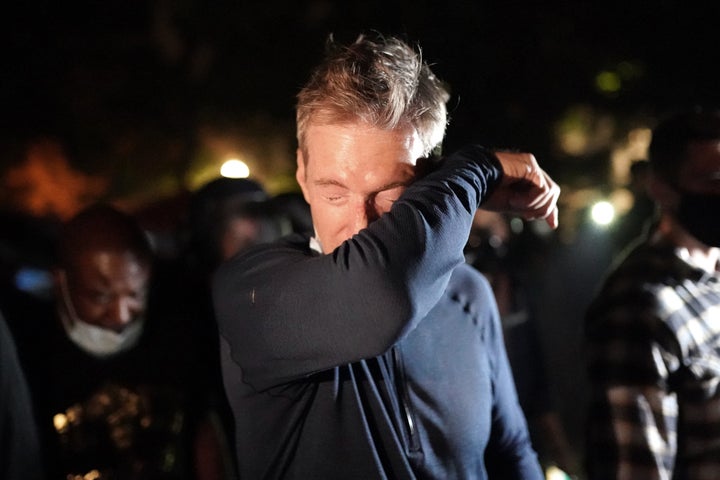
[375,181,411,192]
[314,179,411,192]
[313,178,347,188]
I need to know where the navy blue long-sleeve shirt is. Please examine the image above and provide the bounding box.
[213,146,543,479]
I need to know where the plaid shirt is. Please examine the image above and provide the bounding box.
[585,234,720,480]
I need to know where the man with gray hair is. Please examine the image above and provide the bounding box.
[214,33,559,479]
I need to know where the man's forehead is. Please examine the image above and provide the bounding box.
[306,120,419,141]
[68,248,149,274]
[304,122,423,162]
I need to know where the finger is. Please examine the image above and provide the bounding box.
[510,173,557,211]
[528,171,560,209]
[531,190,560,226]
[511,173,560,227]
[517,199,555,223]
[533,175,560,229]
[546,206,559,229]
[519,186,552,210]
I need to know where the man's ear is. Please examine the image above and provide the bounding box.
[296,148,310,204]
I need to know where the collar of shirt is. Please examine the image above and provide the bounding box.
[309,236,323,255]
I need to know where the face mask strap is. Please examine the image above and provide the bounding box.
[58,270,83,325]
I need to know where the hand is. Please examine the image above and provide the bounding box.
[482,151,560,229]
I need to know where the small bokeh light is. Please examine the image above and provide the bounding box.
[590,200,615,227]
[220,159,250,178]
[53,413,69,433]
[595,70,621,94]
[545,465,572,480]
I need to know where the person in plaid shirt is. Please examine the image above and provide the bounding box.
[584,109,720,480]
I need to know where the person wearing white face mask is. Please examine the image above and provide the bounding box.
[56,268,146,357]
[55,233,149,358]
[9,204,233,480]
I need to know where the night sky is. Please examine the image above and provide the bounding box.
[3,1,719,180]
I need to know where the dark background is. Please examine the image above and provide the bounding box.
[3,0,719,205]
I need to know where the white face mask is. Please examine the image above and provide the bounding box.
[58,272,144,358]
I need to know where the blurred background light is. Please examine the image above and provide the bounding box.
[590,200,615,226]
[595,70,621,94]
[509,217,525,235]
[220,159,250,178]
[14,267,54,299]
[545,465,572,480]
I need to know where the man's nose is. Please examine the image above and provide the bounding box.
[106,298,135,331]
[350,199,380,235]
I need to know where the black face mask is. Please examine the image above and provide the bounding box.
[675,192,720,247]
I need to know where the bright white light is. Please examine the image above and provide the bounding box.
[590,200,615,226]
[545,465,571,480]
[220,159,250,178]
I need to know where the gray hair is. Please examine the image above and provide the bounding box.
[296,34,450,157]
